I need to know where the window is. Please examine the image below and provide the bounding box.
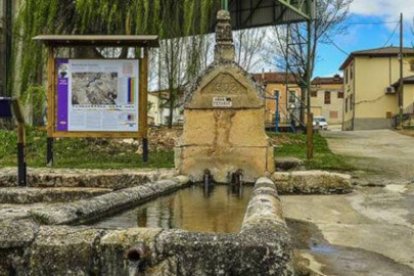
[386,112,393,119]
[350,95,353,110]
[289,91,296,103]
[324,91,331,104]
[345,68,348,83]
[330,111,338,119]
[410,61,414,72]
[311,90,317,97]
[338,91,344,99]
[350,65,354,80]
[345,97,348,112]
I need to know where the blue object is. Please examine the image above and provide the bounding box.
[275,91,279,133]
[0,97,13,118]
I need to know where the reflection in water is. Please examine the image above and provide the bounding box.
[93,185,253,233]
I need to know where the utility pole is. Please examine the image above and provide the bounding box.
[398,12,404,128]
[306,0,313,160]
[221,0,228,11]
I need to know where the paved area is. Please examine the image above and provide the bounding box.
[282,130,414,275]
[323,129,414,181]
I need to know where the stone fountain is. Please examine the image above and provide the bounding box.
[175,10,275,183]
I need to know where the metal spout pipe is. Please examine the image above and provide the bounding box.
[125,244,150,276]
[203,169,214,196]
[229,169,244,196]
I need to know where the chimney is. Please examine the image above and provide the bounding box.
[214,10,235,63]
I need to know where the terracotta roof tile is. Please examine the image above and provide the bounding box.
[312,75,343,85]
[252,72,298,84]
[340,46,414,70]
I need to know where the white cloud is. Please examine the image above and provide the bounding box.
[350,0,414,22]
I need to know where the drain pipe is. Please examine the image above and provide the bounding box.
[125,244,150,276]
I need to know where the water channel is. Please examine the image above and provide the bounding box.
[92,185,253,233]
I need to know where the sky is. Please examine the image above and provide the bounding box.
[314,0,414,77]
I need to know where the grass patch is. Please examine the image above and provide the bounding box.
[0,127,174,169]
[268,132,354,171]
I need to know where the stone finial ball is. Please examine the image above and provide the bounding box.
[217,10,231,20]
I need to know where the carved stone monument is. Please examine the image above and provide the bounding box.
[175,10,274,183]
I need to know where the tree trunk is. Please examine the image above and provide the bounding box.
[168,87,175,128]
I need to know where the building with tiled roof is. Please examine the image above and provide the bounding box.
[340,46,414,130]
[252,72,302,128]
[310,75,344,125]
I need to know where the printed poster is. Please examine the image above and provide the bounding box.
[56,59,139,132]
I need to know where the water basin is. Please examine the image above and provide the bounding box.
[92,184,253,233]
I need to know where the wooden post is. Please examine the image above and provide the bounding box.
[307,113,314,160]
[398,13,404,128]
[140,48,149,162]
[12,99,26,186]
[46,47,55,166]
[17,123,26,186]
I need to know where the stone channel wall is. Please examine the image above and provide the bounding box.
[0,187,111,204]
[0,168,176,189]
[272,170,352,194]
[0,177,294,275]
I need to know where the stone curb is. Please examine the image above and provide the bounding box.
[29,176,190,225]
[0,187,111,204]
[0,168,176,189]
[242,177,287,231]
[272,170,352,195]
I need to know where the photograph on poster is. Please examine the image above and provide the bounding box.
[71,72,118,105]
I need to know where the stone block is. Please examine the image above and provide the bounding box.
[99,228,163,275]
[178,145,273,183]
[28,226,102,275]
[272,170,352,194]
[182,109,269,147]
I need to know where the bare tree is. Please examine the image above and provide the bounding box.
[270,0,353,124]
[234,27,269,72]
[151,34,213,128]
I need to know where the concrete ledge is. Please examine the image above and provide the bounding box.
[272,170,352,194]
[0,187,111,204]
[29,176,190,225]
[0,168,176,189]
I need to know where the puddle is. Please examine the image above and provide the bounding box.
[91,185,253,233]
[287,219,414,276]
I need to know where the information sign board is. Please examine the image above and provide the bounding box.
[56,59,139,132]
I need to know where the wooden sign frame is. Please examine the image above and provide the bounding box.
[47,49,148,139]
[33,35,159,164]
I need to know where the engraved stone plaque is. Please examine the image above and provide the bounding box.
[202,73,247,95]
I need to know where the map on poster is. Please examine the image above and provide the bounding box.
[56,59,139,132]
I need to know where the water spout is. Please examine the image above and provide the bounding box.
[203,169,214,196]
[125,244,150,276]
[229,169,244,196]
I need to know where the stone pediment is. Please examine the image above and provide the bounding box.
[186,67,263,109]
[201,73,247,96]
